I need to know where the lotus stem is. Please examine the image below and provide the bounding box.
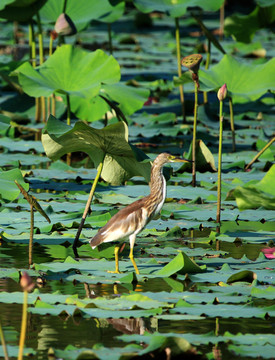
[203,39,211,104]
[216,99,223,224]
[29,22,41,127]
[108,23,113,55]
[63,0,68,13]
[17,290,28,360]
[51,93,56,117]
[29,204,34,267]
[47,35,54,118]
[28,22,34,66]
[36,12,46,123]
[73,158,105,257]
[66,93,72,165]
[66,93,71,126]
[0,320,9,360]
[229,96,236,152]
[219,2,225,40]
[192,79,199,187]
[36,12,43,65]
[245,136,275,170]
[175,17,185,122]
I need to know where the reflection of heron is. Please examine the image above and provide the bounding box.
[90,153,190,274]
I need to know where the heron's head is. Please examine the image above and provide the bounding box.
[154,152,191,166]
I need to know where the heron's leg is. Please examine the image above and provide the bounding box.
[129,234,140,275]
[108,245,121,274]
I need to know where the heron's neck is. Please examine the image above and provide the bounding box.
[146,163,166,218]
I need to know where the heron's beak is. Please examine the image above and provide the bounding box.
[171,156,193,163]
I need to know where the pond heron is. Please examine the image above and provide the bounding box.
[89,153,190,274]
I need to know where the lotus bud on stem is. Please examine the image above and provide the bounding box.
[54,13,77,37]
[18,272,34,360]
[216,83,227,224]
[181,54,203,187]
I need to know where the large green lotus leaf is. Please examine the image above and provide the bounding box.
[119,332,194,356]
[255,164,275,196]
[0,0,46,21]
[101,83,150,116]
[0,0,15,11]
[171,301,275,318]
[42,115,151,185]
[224,332,275,346]
[40,0,125,30]
[224,5,275,43]
[0,168,29,201]
[224,7,261,43]
[232,165,275,210]
[70,96,108,123]
[15,45,120,99]
[199,54,275,103]
[70,83,150,122]
[67,292,172,310]
[53,344,143,360]
[51,344,143,360]
[133,0,224,17]
[29,300,162,318]
[0,346,35,358]
[156,252,204,277]
[256,139,275,161]
[228,344,275,359]
[233,187,275,210]
[0,114,10,135]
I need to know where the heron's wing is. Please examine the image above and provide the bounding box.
[90,197,148,247]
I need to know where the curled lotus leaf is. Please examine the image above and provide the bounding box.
[42,115,151,185]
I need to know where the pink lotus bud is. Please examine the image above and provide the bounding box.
[20,271,35,292]
[217,83,227,101]
[54,13,77,36]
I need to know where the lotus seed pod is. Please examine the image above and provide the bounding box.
[217,83,227,101]
[54,13,77,36]
[181,54,203,74]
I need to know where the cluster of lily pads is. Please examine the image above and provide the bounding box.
[0,0,275,359]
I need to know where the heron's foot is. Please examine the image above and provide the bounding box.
[107,270,123,274]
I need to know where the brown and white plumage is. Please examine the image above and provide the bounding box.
[89,153,189,274]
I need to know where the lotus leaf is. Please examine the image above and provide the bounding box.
[15,45,120,100]
[0,168,28,201]
[199,54,275,103]
[133,0,224,17]
[40,0,125,31]
[42,115,151,185]
[0,0,46,21]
